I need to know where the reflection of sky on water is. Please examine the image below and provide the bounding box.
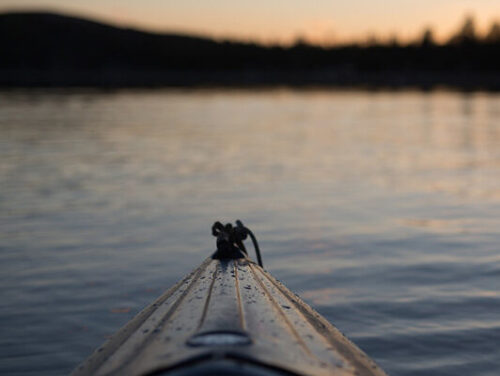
[0,89,499,375]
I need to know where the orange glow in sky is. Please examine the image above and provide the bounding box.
[1,0,500,45]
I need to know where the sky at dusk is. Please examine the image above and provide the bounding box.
[1,0,500,44]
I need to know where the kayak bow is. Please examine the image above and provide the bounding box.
[72,221,386,376]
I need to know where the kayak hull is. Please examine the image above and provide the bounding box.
[72,257,386,376]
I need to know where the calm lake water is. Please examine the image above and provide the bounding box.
[1,88,499,376]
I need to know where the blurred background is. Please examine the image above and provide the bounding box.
[0,1,499,376]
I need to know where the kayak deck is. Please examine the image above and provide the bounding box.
[72,257,385,376]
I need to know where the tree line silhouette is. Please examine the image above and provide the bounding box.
[366,15,500,47]
[0,11,499,88]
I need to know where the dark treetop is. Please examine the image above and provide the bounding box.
[1,11,500,89]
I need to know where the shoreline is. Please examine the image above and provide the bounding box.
[1,70,500,91]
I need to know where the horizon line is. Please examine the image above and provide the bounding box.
[1,7,499,47]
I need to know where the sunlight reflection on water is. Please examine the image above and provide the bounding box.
[0,88,499,376]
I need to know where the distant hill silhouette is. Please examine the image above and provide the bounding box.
[1,11,500,89]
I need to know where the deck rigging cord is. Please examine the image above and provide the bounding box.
[211,220,263,267]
